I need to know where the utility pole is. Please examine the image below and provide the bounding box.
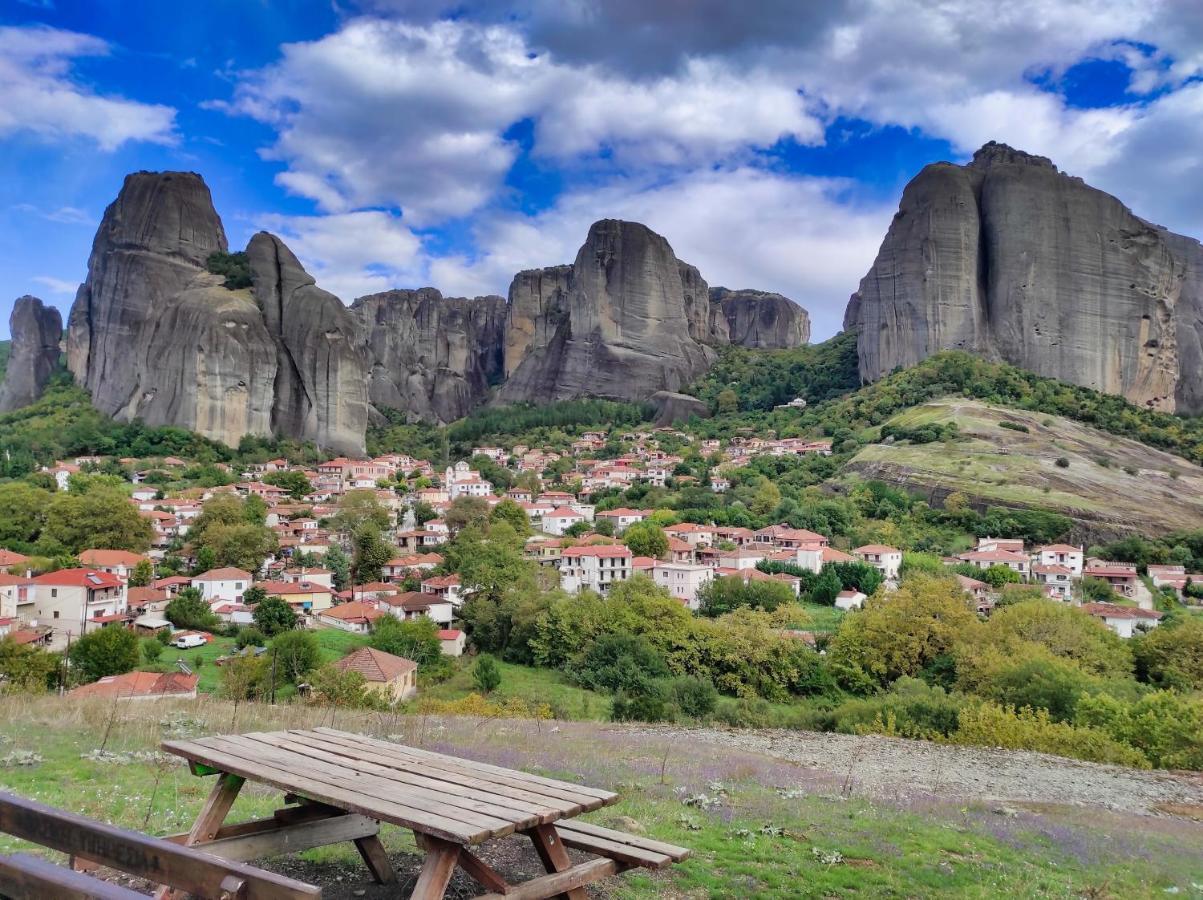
[270,648,278,705]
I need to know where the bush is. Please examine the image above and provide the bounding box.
[68,627,140,684]
[164,588,219,631]
[269,631,320,685]
[696,576,794,617]
[472,655,502,695]
[825,677,963,739]
[973,653,1092,722]
[999,421,1029,433]
[669,676,719,719]
[235,627,267,650]
[1075,691,1203,770]
[205,251,253,290]
[610,677,673,723]
[571,633,669,693]
[142,638,162,663]
[952,701,1149,768]
[253,596,298,636]
[1054,457,1070,468]
[1132,618,1203,691]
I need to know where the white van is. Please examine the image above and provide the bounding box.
[171,633,207,649]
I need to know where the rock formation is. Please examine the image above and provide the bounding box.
[650,391,711,426]
[351,288,506,423]
[713,287,810,349]
[247,233,369,456]
[846,142,1200,412]
[498,220,723,404]
[0,296,62,412]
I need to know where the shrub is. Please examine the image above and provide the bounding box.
[68,627,139,684]
[1076,691,1203,770]
[972,653,1092,722]
[1132,618,1203,691]
[164,588,219,631]
[571,633,669,693]
[268,630,319,685]
[826,677,963,739]
[952,701,1149,767]
[697,576,794,617]
[253,596,298,636]
[1054,457,1070,468]
[205,251,253,290]
[235,627,267,650]
[610,677,673,723]
[669,676,719,719]
[142,638,162,663]
[999,421,1029,433]
[472,655,502,695]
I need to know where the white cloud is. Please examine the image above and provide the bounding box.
[31,275,78,294]
[0,25,176,150]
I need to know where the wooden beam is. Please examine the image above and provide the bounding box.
[0,791,319,900]
[352,834,396,885]
[409,837,459,900]
[0,853,147,900]
[172,813,379,863]
[456,847,510,894]
[472,858,619,900]
[526,824,587,900]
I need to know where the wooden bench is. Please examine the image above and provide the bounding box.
[555,820,691,870]
[0,790,321,900]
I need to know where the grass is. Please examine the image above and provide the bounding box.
[0,694,1200,898]
[789,601,845,634]
[417,660,612,720]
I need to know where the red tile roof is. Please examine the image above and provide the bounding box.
[31,569,122,589]
[333,646,416,683]
[78,549,148,567]
[70,671,198,699]
[192,567,253,581]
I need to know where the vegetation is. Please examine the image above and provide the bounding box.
[205,250,253,290]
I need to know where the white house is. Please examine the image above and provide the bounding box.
[835,589,867,611]
[438,628,467,657]
[651,562,714,610]
[595,508,648,534]
[26,569,127,641]
[957,549,1030,578]
[853,545,903,581]
[1032,564,1074,600]
[1080,603,1163,639]
[543,507,586,536]
[76,549,149,583]
[559,545,633,593]
[191,567,253,604]
[1034,544,1084,577]
[381,591,456,626]
[444,461,492,498]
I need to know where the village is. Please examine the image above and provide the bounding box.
[0,421,1187,705]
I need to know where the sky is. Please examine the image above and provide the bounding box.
[1,1,1202,341]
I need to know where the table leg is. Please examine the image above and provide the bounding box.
[155,772,245,900]
[527,824,588,900]
[409,835,459,900]
[353,833,396,884]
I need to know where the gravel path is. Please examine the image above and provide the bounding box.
[614,724,1203,817]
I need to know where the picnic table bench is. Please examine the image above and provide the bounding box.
[162,727,689,899]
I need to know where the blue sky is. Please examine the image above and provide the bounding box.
[2,1,1202,340]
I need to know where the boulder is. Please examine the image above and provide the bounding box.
[247,232,369,456]
[713,287,810,348]
[498,220,719,404]
[351,288,506,423]
[650,391,710,426]
[0,296,62,411]
[846,142,1193,412]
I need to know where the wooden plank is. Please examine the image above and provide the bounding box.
[554,830,670,869]
[0,853,147,900]
[352,834,395,885]
[298,732,595,813]
[162,740,481,844]
[182,814,378,863]
[0,791,320,900]
[473,858,618,900]
[409,838,459,900]
[213,735,526,834]
[455,847,510,894]
[526,824,587,900]
[262,732,562,823]
[165,805,344,845]
[310,726,615,803]
[553,821,691,862]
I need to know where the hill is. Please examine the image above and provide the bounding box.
[844,399,1203,539]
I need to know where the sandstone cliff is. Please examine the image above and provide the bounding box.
[712,287,810,349]
[0,296,62,412]
[498,220,722,404]
[351,288,506,423]
[846,142,1197,412]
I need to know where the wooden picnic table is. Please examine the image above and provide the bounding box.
[162,727,688,899]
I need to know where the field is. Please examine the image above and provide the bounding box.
[0,695,1200,898]
[844,398,1203,538]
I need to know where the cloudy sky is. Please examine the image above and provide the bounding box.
[2,1,1202,340]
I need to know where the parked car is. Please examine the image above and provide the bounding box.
[170,633,207,649]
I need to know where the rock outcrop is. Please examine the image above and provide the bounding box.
[247,233,369,455]
[0,296,62,412]
[713,287,810,349]
[351,288,506,423]
[650,390,710,426]
[846,142,1198,412]
[498,220,722,404]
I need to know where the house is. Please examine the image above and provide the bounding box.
[420,574,462,607]
[0,549,30,570]
[957,549,1030,578]
[651,562,714,610]
[1083,561,1139,597]
[318,601,385,633]
[0,573,25,620]
[256,580,335,614]
[69,671,199,701]
[1034,544,1084,577]
[211,602,255,625]
[594,508,649,534]
[559,545,634,593]
[77,549,149,582]
[333,647,418,701]
[796,544,855,573]
[853,545,903,580]
[955,574,994,614]
[27,569,127,640]
[1080,603,1163,638]
[381,591,455,626]
[835,589,867,611]
[1032,564,1075,600]
[977,537,1026,554]
[382,554,444,581]
[438,628,466,657]
[191,567,253,604]
[280,567,334,589]
[543,507,586,536]
[714,547,766,571]
[152,575,192,596]
[444,461,491,498]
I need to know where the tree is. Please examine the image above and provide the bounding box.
[68,626,140,683]
[164,588,219,630]
[253,596,298,636]
[716,388,738,415]
[0,638,58,691]
[571,632,670,693]
[324,545,351,592]
[307,664,381,709]
[353,524,394,584]
[827,560,884,595]
[622,521,669,559]
[236,627,267,649]
[269,630,320,685]
[412,501,438,527]
[263,470,312,500]
[0,482,51,549]
[808,566,843,605]
[445,496,490,534]
[128,559,153,587]
[1133,617,1203,691]
[241,585,268,606]
[670,675,718,719]
[369,615,445,671]
[976,599,1132,679]
[40,486,153,554]
[750,477,782,518]
[196,522,277,573]
[332,490,391,534]
[472,655,502,694]
[489,499,531,537]
[697,576,794,617]
[980,564,1022,589]
[142,638,162,663]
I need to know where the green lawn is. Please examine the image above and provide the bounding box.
[0,696,1199,898]
[419,660,611,720]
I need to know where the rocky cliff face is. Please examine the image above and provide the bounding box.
[713,287,810,349]
[351,288,506,423]
[498,220,723,404]
[846,142,1197,412]
[0,296,62,412]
